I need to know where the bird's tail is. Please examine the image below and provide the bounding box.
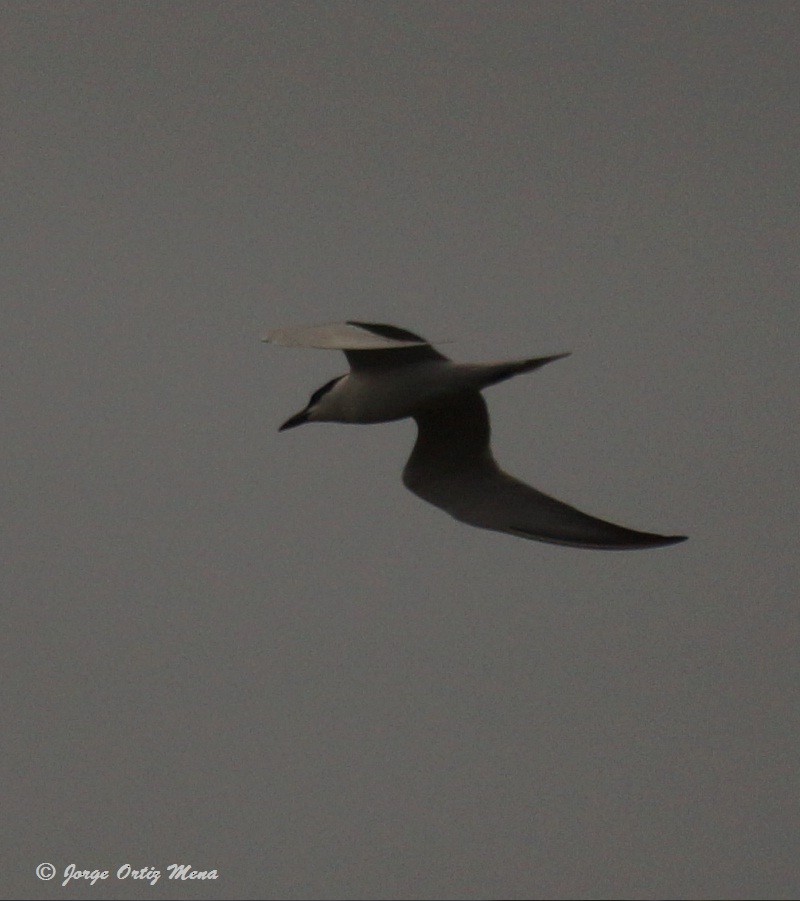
[473,353,571,390]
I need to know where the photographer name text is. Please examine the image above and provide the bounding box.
[54,863,218,887]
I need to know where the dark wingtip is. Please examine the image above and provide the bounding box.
[279,410,309,431]
[508,527,689,549]
[346,320,428,343]
[626,533,688,549]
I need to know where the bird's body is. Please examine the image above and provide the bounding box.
[302,358,567,424]
[266,321,687,550]
[308,359,457,423]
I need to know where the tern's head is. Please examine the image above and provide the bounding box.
[279,375,346,430]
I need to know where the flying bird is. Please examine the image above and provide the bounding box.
[265,321,687,550]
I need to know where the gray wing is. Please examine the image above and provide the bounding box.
[264,320,448,370]
[402,392,687,550]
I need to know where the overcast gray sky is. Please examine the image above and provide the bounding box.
[4,3,798,899]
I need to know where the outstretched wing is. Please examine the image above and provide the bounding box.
[264,320,448,370]
[402,392,687,550]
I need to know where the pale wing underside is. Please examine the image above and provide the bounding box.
[265,320,448,370]
[403,392,687,550]
[264,321,432,351]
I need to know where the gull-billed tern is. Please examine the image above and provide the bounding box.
[266,321,687,550]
